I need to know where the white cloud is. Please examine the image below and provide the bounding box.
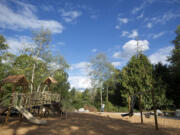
[60,10,82,23]
[149,46,173,64]
[68,76,91,90]
[153,32,165,39]
[128,30,138,39]
[153,11,180,24]
[120,30,138,39]
[69,61,91,90]
[132,7,141,14]
[115,17,128,29]
[132,0,155,14]
[118,18,128,24]
[146,11,180,27]
[113,52,121,59]
[132,2,146,14]
[132,0,180,15]
[113,40,149,59]
[115,25,120,30]
[92,49,97,53]
[121,31,129,37]
[123,40,149,52]
[70,62,90,71]
[137,12,144,19]
[6,36,33,54]
[147,23,152,28]
[111,62,121,67]
[0,1,63,34]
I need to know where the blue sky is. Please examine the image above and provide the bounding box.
[0,0,180,89]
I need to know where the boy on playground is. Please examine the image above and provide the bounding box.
[101,104,105,112]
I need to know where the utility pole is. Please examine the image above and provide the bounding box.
[136,37,142,58]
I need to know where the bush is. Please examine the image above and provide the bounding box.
[104,101,139,112]
[84,104,97,112]
[105,101,119,112]
[61,99,75,112]
[118,106,129,112]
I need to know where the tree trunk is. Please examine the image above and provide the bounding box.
[139,95,143,124]
[37,84,41,92]
[100,88,102,108]
[106,86,108,102]
[31,42,42,92]
[31,63,36,92]
[42,85,47,93]
[151,89,159,130]
[128,96,131,112]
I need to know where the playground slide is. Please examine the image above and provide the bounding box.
[15,105,47,125]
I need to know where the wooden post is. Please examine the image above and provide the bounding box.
[128,96,131,112]
[139,95,143,124]
[5,85,16,123]
[19,113,23,123]
[151,89,159,130]
[48,84,50,91]
[66,112,67,120]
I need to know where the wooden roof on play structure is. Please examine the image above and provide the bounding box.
[44,77,57,85]
[0,75,28,86]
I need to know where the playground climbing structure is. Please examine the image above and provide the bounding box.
[0,75,61,125]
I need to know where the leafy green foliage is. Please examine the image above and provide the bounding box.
[121,54,152,102]
[167,25,180,108]
[103,69,126,106]
[53,69,70,98]
[89,53,115,108]
[0,35,9,55]
[89,53,114,86]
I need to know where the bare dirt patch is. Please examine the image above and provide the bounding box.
[0,112,180,135]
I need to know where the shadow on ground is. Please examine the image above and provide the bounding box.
[0,113,180,135]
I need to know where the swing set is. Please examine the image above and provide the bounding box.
[121,89,159,130]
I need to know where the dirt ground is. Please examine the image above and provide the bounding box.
[0,112,180,135]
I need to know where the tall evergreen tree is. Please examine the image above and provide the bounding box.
[121,54,152,99]
[168,25,180,108]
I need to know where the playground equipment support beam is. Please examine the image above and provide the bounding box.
[139,95,143,124]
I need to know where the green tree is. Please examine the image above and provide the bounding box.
[0,35,8,55]
[121,54,152,96]
[21,28,52,92]
[89,53,114,107]
[168,25,180,108]
[121,54,153,110]
[104,69,126,106]
[13,54,50,91]
[0,35,10,80]
[82,89,92,105]
[152,63,173,109]
[53,69,70,99]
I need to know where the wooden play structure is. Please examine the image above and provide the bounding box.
[0,75,61,125]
